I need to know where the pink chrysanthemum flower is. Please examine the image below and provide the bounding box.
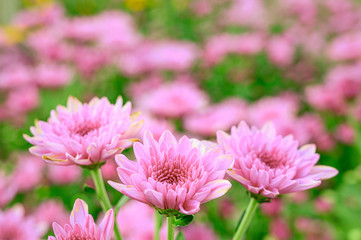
[109,130,233,215]
[48,198,114,240]
[24,96,142,168]
[217,121,338,199]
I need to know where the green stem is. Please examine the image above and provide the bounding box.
[154,210,162,240]
[232,197,259,240]
[167,216,175,240]
[115,195,129,214]
[90,168,122,240]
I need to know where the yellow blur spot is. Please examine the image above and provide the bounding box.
[172,0,189,10]
[22,0,53,8]
[1,25,26,45]
[124,0,148,11]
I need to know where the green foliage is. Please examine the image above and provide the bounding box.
[175,231,185,240]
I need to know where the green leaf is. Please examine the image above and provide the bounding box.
[174,214,194,226]
[83,184,96,194]
[175,231,185,240]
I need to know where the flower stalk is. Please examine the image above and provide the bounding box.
[167,216,175,240]
[90,168,122,240]
[232,197,259,240]
[115,195,129,214]
[154,210,162,240]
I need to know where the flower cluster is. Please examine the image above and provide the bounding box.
[0,0,355,238]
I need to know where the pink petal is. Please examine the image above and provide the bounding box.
[166,189,177,209]
[144,189,164,209]
[98,209,115,240]
[308,165,338,180]
[53,222,66,239]
[227,169,250,186]
[204,180,232,202]
[108,181,146,203]
[70,199,89,227]
[192,187,211,202]
[179,200,200,215]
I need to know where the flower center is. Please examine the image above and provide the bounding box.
[151,157,190,185]
[257,151,288,169]
[73,122,101,136]
[67,229,96,240]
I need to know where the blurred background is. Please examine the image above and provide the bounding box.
[1,0,361,239]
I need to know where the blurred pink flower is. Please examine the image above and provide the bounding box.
[222,0,267,29]
[4,86,39,114]
[72,47,109,78]
[219,199,235,218]
[327,33,361,61]
[184,98,247,137]
[24,96,142,167]
[298,114,326,143]
[314,133,335,152]
[116,200,171,240]
[12,154,45,192]
[117,200,155,240]
[288,191,309,204]
[298,114,335,151]
[191,0,213,16]
[270,218,292,240]
[0,205,45,240]
[325,63,361,99]
[48,198,114,240]
[65,11,140,50]
[0,171,17,208]
[95,12,141,51]
[182,223,218,240]
[0,65,33,89]
[119,41,198,75]
[248,95,298,127]
[127,75,163,99]
[305,85,346,114]
[248,95,310,144]
[323,0,353,14]
[47,164,82,184]
[138,81,208,118]
[143,41,198,72]
[217,122,338,199]
[35,63,73,88]
[266,36,294,67]
[34,200,69,229]
[295,217,334,240]
[335,124,354,144]
[260,198,283,217]
[281,0,317,25]
[14,3,64,28]
[314,196,333,214]
[101,159,118,181]
[27,27,71,61]
[138,113,175,141]
[0,30,5,47]
[110,130,233,215]
[294,217,310,231]
[204,33,264,65]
